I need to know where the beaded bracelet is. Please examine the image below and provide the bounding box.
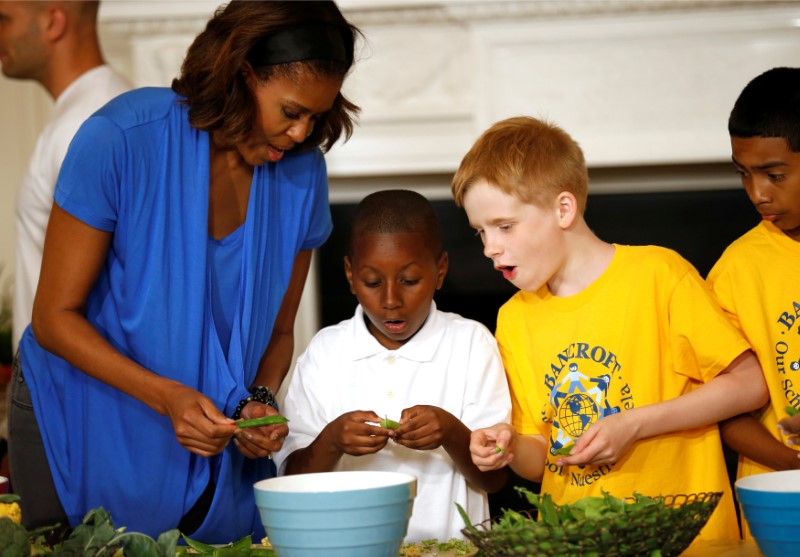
[231,385,279,420]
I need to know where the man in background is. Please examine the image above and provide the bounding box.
[0,0,131,479]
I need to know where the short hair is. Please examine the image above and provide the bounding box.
[451,116,589,213]
[172,0,361,153]
[728,67,800,152]
[348,190,443,259]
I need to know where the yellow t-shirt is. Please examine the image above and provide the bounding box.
[707,221,800,537]
[496,245,749,541]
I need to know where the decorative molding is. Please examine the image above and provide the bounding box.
[343,0,799,26]
[95,0,800,174]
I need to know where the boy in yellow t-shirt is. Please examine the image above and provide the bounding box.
[452,116,769,541]
[706,67,800,537]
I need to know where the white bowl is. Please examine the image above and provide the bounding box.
[254,471,417,557]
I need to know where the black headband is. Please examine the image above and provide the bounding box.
[249,23,350,67]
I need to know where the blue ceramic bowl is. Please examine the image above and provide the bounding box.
[735,469,800,557]
[254,470,417,557]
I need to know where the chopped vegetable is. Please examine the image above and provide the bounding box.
[785,405,799,417]
[236,415,289,428]
[398,537,474,556]
[494,445,505,454]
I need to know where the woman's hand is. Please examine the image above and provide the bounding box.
[393,405,455,451]
[470,423,515,472]
[161,382,237,457]
[233,402,289,459]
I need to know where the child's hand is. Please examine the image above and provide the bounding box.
[778,412,800,448]
[470,423,514,471]
[392,405,454,451]
[556,411,640,467]
[323,410,392,456]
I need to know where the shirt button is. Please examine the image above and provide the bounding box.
[386,356,396,365]
[387,390,395,398]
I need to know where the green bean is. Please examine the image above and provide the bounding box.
[554,442,575,456]
[236,415,289,428]
[379,417,401,430]
[785,405,799,417]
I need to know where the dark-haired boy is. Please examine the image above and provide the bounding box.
[706,66,800,538]
[273,189,511,542]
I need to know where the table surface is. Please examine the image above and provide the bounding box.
[404,539,763,557]
[681,540,762,556]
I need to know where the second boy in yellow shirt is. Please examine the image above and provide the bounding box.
[454,116,768,540]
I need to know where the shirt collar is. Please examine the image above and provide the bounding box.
[349,301,445,363]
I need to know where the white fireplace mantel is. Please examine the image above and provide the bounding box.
[97,0,800,177]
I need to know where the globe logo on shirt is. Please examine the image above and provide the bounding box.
[558,393,600,438]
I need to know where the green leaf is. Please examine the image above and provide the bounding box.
[228,534,254,550]
[454,502,477,533]
[181,533,217,554]
[156,529,181,556]
[111,532,166,556]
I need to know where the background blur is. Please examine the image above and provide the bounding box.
[1,0,798,358]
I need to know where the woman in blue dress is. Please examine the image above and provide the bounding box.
[9,0,360,543]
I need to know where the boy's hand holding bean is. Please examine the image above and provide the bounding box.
[470,423,515,471]
[392,405,455,451]
[556,410,640,467]
[323,410,394,456]
[778,406,800,451]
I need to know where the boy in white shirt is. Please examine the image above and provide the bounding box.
[274,189,511,542]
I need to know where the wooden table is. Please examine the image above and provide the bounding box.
[681,540,762,556]
[405,539,763,557]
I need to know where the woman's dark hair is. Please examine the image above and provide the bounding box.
[172,0,361,152]
[728,66,800,152]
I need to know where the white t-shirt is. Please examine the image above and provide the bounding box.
[13,64,132,351]
[274,302,511,542]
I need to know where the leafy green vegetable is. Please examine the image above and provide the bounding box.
[176,534,277,556]
[0,517,30,557]
[24,507,179,556]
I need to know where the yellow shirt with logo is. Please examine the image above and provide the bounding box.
[496,244,749,541]
[707,221,800,537]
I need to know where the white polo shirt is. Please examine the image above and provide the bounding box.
[275,302,511,542]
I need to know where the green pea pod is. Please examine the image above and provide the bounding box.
[786,405,799,417]
[554,442,575,456]
[379,417,401,430]
[236,415,289,428]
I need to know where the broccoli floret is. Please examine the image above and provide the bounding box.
[0,516,31,557]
